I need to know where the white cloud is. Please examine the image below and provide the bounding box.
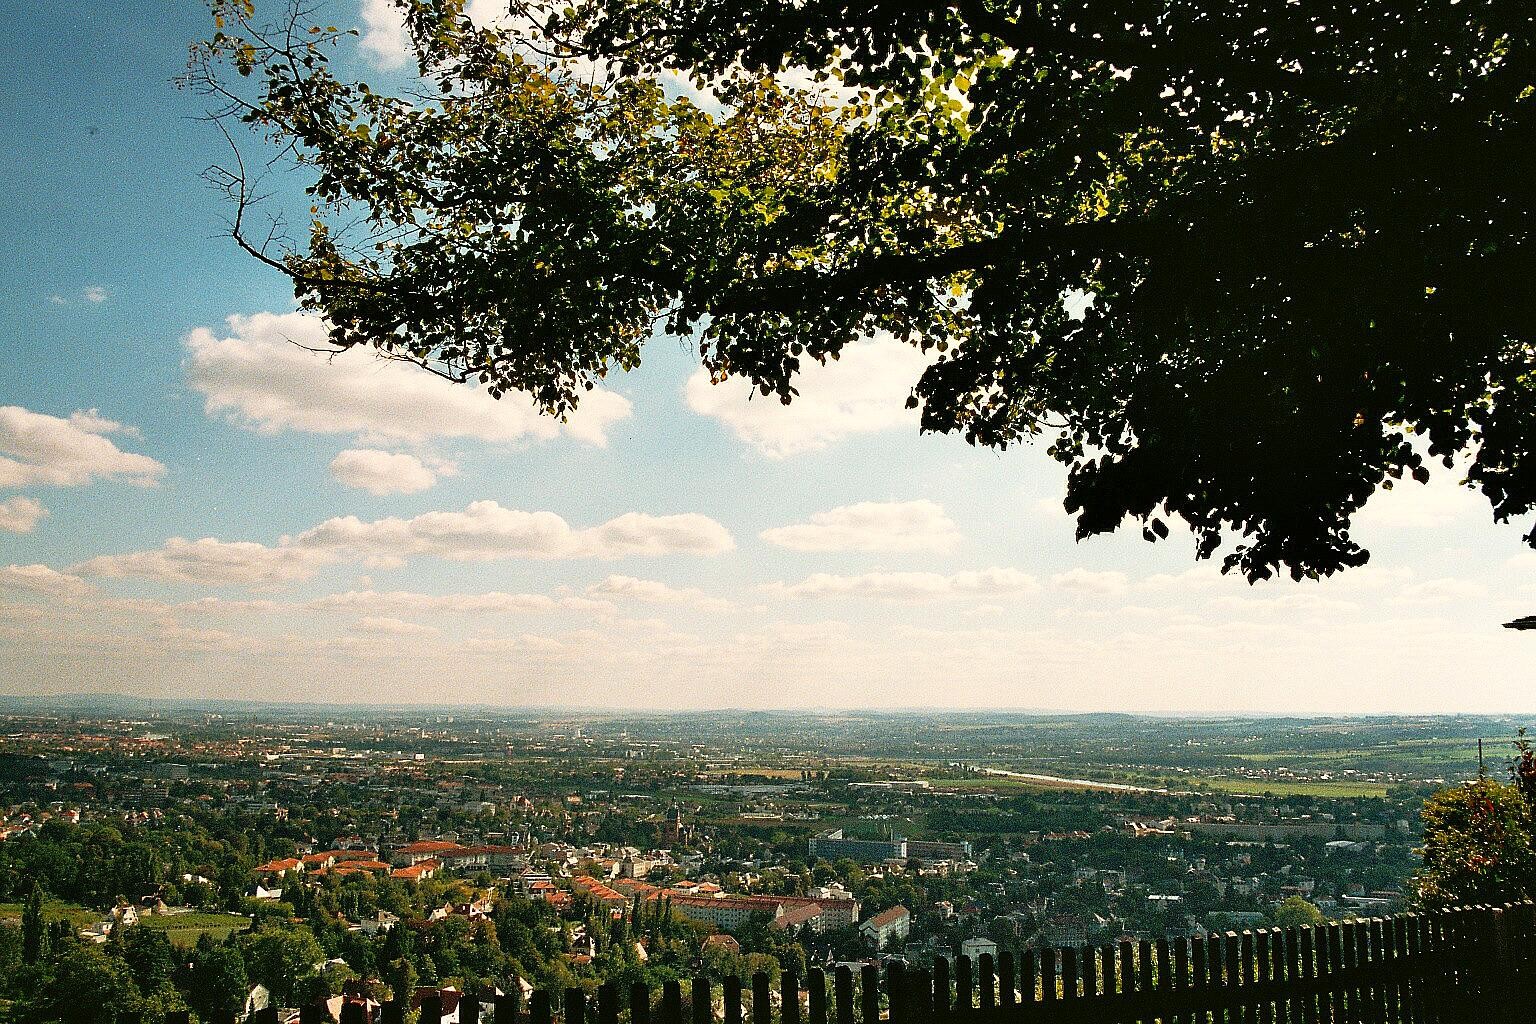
[776,567,1040,602]
[75,538,336,586]
[686,336,929,457]
[173,597,283,615]
[74,502,733,586]
[0,497,48,533]
[587,575,733,611]
[1393,578,1489,606]
[465,636,522,654]
[353,615,441,638]
[0,406,165,489]
[310,589,564,615]
[761,500,960,553]
[1051,568,1130,596]
[185,311,631,446]
[83,285,108,303]
[329,449,450,495]
[293,501,735,562]
[358,0,412,69]
[0,564,95,598]
[1356,475,1483,530]
[1207,592,1360,617]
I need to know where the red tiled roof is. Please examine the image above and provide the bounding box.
[772,903,824,929]
[398,841,466,855]
[863,906,909,929]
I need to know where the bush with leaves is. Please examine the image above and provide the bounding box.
[1416,776,1536,908]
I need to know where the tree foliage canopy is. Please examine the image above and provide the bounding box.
[193,0,1536,580]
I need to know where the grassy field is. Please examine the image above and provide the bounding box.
[1197,778,1389,798]
[0,902,251,946]
[0,898,99,928]
[138,912,251,946]
[699,767,805,779]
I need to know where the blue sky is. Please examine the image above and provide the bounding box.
[2,1,1534,712]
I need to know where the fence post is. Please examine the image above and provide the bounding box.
[784,973,802,1024]
[955,956,972,1014]
[911,967,933,1024]
[1019,950,1038,1021]
[835,965,855,1024]
[462,992,481,1024]
[932,958,950,1021]
[753,973,771,1024]
[632,983,651,1024]
[860,964,879,1024]
[424,993,446,1024]
[662,980,682,1024]
[694,976,713,1024]
[724,975,742,1024]
[567,988,586,1024]
[599,983,619,1024]
[1487,906,1520,1024]
[808,968,827,1024]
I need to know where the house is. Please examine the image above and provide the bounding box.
[455,895,494,920]
[860,906,911,949]
[392,840,467,866]
[255,858,304,878]
[359,911,400,935]
[702,934,741,955]
[392,859,439,881]
[669,895,783,931]
[770,902,825,933]
[959,937,998,962]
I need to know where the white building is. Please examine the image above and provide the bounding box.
[860,906,911,949]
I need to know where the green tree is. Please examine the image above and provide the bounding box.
[1417,778,1536,908]
[123,927,178,995]
[29,945,143,1024]
[1271,896,1326,930]
[195,0,1536,582]
[242,926,325,1008]
[20,881,45,965]
[187,944,251,1024]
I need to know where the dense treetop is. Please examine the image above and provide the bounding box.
[193,0,1536,580]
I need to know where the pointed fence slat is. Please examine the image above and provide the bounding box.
[726,976,744,1024]
[861,964,879,1024]
[835,966,855,1024]
[755,973,773,1024]
[932,958,950,1023]
[808,969,827,1024]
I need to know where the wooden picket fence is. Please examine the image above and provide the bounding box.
[199,902,1536,1024]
